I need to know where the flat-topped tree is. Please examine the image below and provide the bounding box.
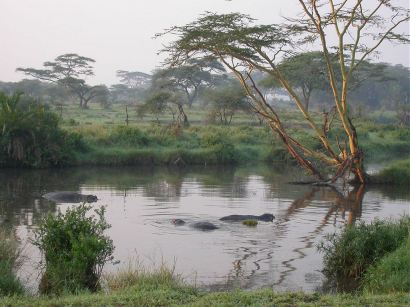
[116,70,152,89]
[154,56,226,108]
[162,1,409,184]
[17,53,106,108]
[113,70,152,104]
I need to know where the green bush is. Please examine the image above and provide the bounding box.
[0,92,81,167]
[363,237,410,293]
[0,229,24,297]
[372,159,410,186]
[34,204,114,295]
[108,126,150,146]
[318,217,410,284]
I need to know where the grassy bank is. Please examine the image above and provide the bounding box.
[363,236,410,293]
[1,283,410,306]
[1,98,409,168]
[370,158,410,186]
[319,216,410,292]
[71,124,283,166]
[68,122,410,168]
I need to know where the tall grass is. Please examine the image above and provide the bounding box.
[371,159,410,186]
[0,229,24,296]
[102,258,188,293]
[363,236,410,293]
[318,216,410,288]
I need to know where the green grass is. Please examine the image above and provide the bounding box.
[363,236,410,294]
[318,216,410,286]
[57,104,410,168]
[1,285,410,306]
[371,159,410,186]
[1,102,407,169]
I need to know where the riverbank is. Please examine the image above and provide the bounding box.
[69,122,410,169]
[1,284,410,306]
[2,216,410,306]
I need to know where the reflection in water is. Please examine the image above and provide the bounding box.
[272,185,365,289]
[0,165,408,293]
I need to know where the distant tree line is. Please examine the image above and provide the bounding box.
[1,52,408,127]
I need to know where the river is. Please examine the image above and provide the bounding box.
[0,164,408,293]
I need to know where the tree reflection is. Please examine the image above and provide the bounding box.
[273,184,365,288]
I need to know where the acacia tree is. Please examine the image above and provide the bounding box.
[154,57,226,108]
[17,53,106,108]
[278,51,331,111]
[111,71,152,104]
[162,1,409,184]
[204,79,250,125]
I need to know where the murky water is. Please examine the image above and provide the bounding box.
[0,164,409,292]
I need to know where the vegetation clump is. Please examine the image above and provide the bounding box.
[318,216,410,288]
[34,204,114,295]
[371,159,410,186]
[0,92,86,167]
[363,236,410,294]
[242,219,258,227]
[0,229,24,297]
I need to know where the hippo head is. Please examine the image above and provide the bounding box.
[171,219,186,226]
[85,195,98,203]
[259,213,275,222]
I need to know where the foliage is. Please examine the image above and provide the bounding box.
[242,220,258,227]
[204,79,249,125]
[103,258,184,292]
[363,237,410,293]
[33,204,114,294]
[318,217,410,286]
[372,159,410,186]
[0,229,24,297]
[162,1,410,183]
[0,92,84,167]
[2,283,410,306]
[17,53,107,108]
[265,51,331,110]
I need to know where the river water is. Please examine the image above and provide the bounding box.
[0,164,409,292]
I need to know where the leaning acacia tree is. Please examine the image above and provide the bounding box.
[162,1,409,184]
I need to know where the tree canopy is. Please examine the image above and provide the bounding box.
[17,53,107,108]
[162,1,410,183]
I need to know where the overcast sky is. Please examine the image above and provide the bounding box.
[1,0,409,86]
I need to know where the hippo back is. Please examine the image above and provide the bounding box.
[43,191,98,203]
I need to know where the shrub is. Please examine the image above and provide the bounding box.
[372,159,410,186]
[0,229,24,296]
[0,92,78,167]
[318,217,410,285]
[34,204,114,295]
[108,126,150,146]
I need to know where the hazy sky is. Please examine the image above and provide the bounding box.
[1,0,409,85]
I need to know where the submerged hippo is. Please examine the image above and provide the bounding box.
[171,219,186,226]
[171,219,218,231]
[190,222,219,231]
[43,191,98,203]
[220,213,275,222]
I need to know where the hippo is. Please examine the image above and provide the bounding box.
[190,222,219,231]
[171,219,186,226]
[220,213,275,222]
[171,219,218,231]
[42,191,98,203]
